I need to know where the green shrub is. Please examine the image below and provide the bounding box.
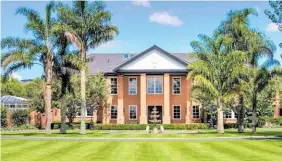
[11,109,29,126]
[258,116,282,127]
[93,124,147,130]
[1,125,38,131]
[1,106,7,127]
[161,123,209,130]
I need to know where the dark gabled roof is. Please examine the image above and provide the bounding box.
[86,45,195,75]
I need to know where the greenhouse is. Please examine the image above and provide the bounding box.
[0,95,29,109]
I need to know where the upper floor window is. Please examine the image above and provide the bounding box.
[110,106,117,120]
[147,76,163,94]
[192,106,200,119]
[129,105,137,120]
[123,53,129,59]
[110,78,117,95]
[173,77,181,94]
[129,78,137,95]
[173,106,181,120]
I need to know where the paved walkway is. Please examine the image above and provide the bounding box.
[1,136,282,141]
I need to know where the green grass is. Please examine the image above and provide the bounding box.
[1,128,282,138]
[1,140,282,161]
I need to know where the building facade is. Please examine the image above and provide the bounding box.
[87,45,236,124]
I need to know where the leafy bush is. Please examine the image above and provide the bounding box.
[1,106,7,127]
[94,124,147,130]
[258,116,282,127]
[11,109,29,126]
[1,125,38,131]
[162,123,209,130]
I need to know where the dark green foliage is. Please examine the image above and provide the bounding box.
[265,1,282,56]
[161,124,209,130]
[11,109,29,126]
[258,116,282,127]
[1,78,26,97]
[1,106,7,127]
[50,123,209,130]
[25,79,45,113]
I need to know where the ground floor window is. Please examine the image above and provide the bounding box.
[224,112,232,119]
[173,106,181,119]
[110,106,117,120]
[192,106,200,119]
[129,105,137,120]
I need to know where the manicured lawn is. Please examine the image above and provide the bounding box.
[1,128,282,138]
[1,140,281,161]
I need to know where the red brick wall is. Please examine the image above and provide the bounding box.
[146,75,164,118]
[123,76,140,123]
[170,76,188,123]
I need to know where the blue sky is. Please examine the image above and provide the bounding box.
[1,1,282,80]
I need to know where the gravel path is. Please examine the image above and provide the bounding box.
[1,136,282,141]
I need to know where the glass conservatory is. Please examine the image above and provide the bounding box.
[0,95,29,109]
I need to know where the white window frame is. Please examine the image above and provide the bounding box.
[224,110,235,119]
[192,105,200,119]
[172,77,181,95]
[147,76,163,94]
[128,77,137,95]
[110,77,118,95]
[110,105,118,120]
[129,105,137,120]
[173,105,181,120]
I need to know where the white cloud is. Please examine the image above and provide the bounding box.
[265,23,279,32]
[132,0,151,8]
[10,72,22,81]
[254,6,260,14]
[97,41,119,49]
[149,12,183,27]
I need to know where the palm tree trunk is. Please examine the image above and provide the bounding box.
[44,61,52,135]
[60,100,67,134]
[80,69,86,134]
[237,95,244,133]
[217,97,224,134]
[252,93,257,134]
[79,45,87,135]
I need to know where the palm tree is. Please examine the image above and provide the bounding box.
[1,3,55,134]
[218,8,280,134]
[188,34,247,133]
[54,1,119,134]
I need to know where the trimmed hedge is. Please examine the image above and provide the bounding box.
[259,116,282,127]
[161,123,209,130]
[50,122,209,130]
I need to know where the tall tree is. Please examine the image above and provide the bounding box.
[188,34,247,133]
[218,8,280,134]
[55,1,118,134]
[265,0,282,57]
[1,77,27,97]
[1,3,56,134]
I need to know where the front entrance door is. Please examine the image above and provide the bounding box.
[148,106,163,124]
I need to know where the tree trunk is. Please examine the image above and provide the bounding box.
[217,97,224,134]
[274,91,280,118]
[60,101,67,134]
[237,95,245,133]
[80,68,86,134]
[252,93,257,134]
[44,61,52,135]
